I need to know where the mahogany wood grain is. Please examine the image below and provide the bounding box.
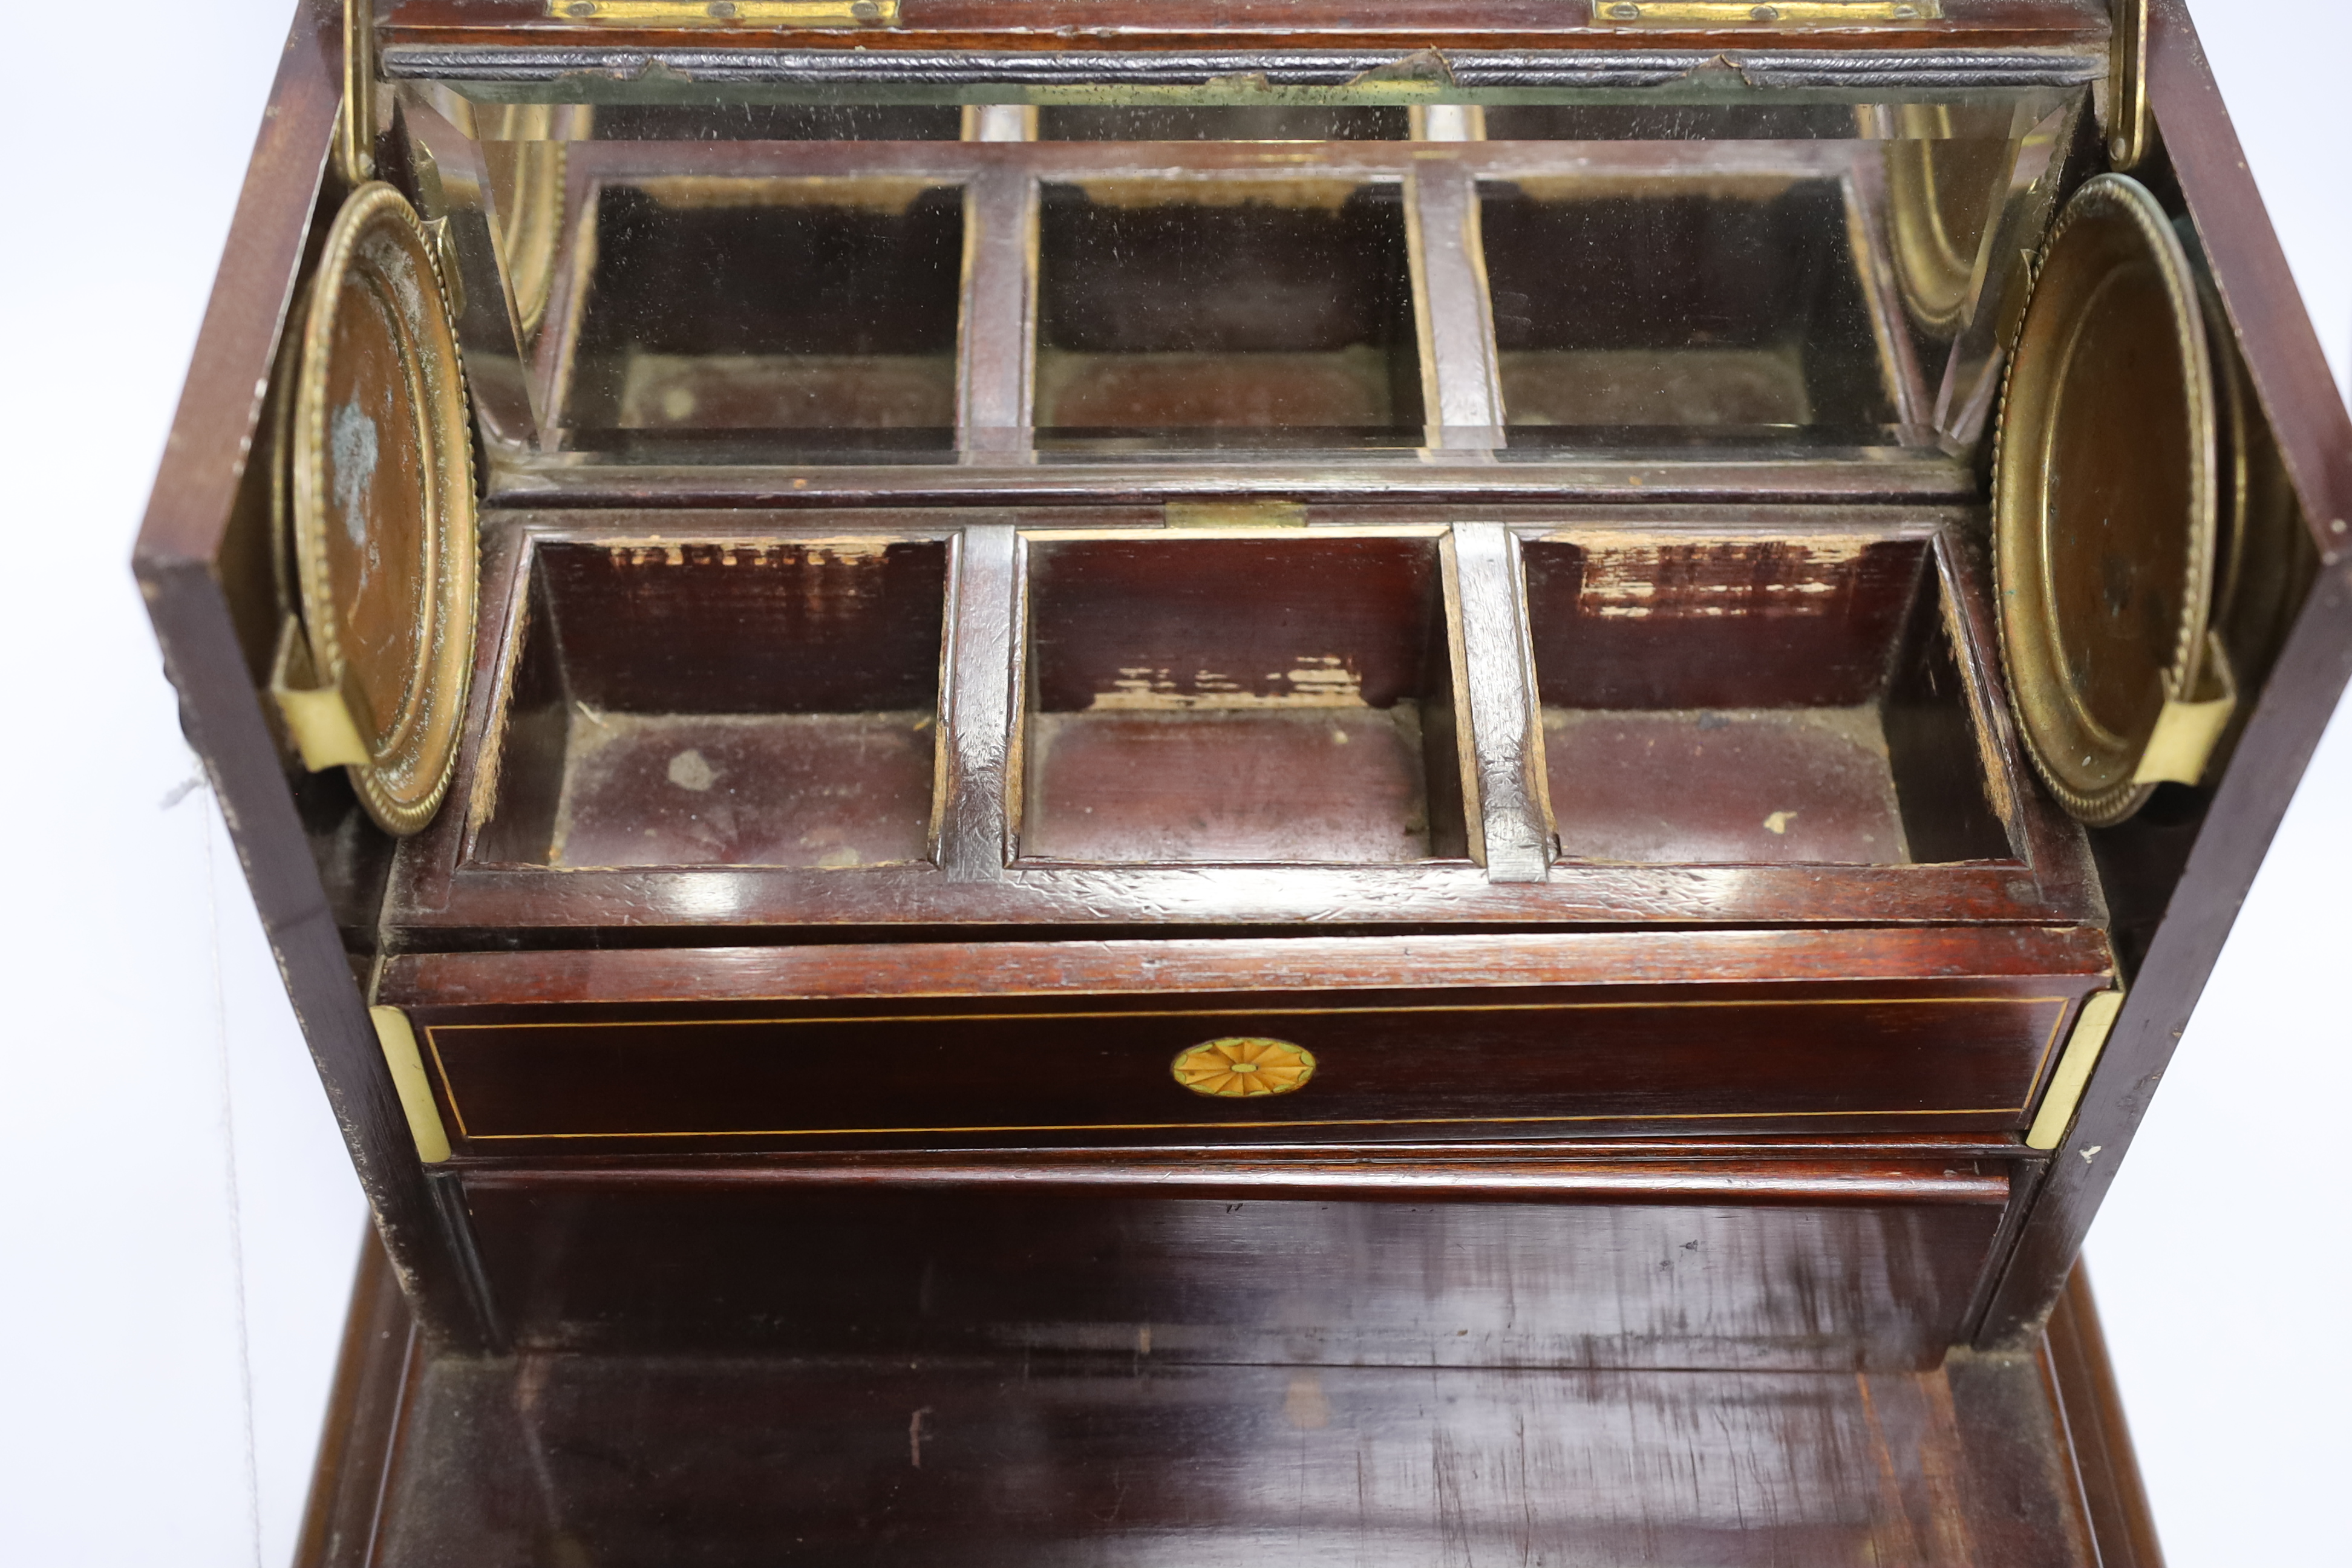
[380,925,2113,1009]
[131,0,489,1348]
[289,1239,413,1568]
[410,984,2086,1151]
[1978,0,2352,1345]
[298,1243,2147,1568]
[455,1160,2009,1366]
[446,1135,2033,1191]
[1019,532,1455,863]
[381,929,2109,1156]
[392,509,2105,933]
[2043,1267,2165,1568]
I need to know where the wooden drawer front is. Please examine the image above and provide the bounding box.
[417,982,2086,1151]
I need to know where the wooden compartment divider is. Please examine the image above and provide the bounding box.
[954,166,1039,449]
[1406,157,1506,443]
[1444,522,1552,878]
[933,523,1024,877]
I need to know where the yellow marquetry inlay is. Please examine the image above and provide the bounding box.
[1172,1037,1318,1099]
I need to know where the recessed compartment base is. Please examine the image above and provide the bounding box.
[552,710,936,870]
[1544,705,1907,864]
[1023,707,1432,863]
[472,540,949,870]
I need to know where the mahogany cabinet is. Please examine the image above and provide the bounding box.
[137,2,2350,1561]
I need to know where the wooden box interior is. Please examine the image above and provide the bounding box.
[1034,180,1425,439]
[1020,533,1460,863]
[568,179,965,440]
[1525,534,2008,866]
[131,8,2352,1559]
[1482,177,1895,431]
[473,538,949,869]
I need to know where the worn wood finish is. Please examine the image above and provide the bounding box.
[469,538,949,867]
[381,925,2113,1008]
[1483,175,1895,431]
[1405,157,1504,440]
[301,1241,2161,1568]
[1526,533,2013,866]
[1033,180,1422,437]
[379,0,2111,55]
[143,0,2350,1516]
[1445,523,1552,877]
[131,0,491,1347]
[955,165,1037,446]
[1978,0,2352,1345]
[484,449,1982,509]
[454,1157,2010,1366]
[934,523,1023,874]
[1021,532,1455,862]
[393,508,2103,930]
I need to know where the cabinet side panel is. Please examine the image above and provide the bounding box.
[1981,0,2352,1343]
[132,0,488,1346]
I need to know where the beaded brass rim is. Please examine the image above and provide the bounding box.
[291,181,477,835]
[1993,173,2215,827]
[1172,1037,1318,1099]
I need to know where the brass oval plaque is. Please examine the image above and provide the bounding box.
[290,182,477,835]
[1172,1037,1317,1099]
[1993,173,2215,826]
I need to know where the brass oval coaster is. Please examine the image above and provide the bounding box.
[1993,173,2218,826]
[286,181,476,835]
[1172,1037,1317,1099]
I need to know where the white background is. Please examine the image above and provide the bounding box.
[0,4,2342,1563]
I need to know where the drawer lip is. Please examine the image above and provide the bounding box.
[451,1154,2016,1208]
[379,926,2115,1011]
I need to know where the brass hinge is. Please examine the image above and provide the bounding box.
[1595,1,1941,24]
[547,0,901,23]
[1164,500,1310,529]
[339,0,376,186]
[2108,0,2149,169]
[2025,989,2125,1152]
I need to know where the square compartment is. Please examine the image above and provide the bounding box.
[1034,180,1424,442]
[1480,178,1895,432]
[1021,537,1464,863]
[1524,537,2008,866]
[567,179,964,440]
[474,541,949,869]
